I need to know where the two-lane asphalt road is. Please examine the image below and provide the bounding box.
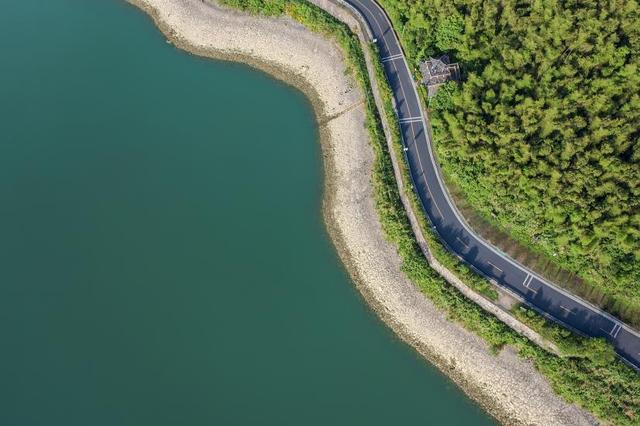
[342,0,640,369]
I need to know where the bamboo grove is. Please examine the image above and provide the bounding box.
[379,0,640,324]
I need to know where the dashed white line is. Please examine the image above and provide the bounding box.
[456,237,469,249]
[559,305,575,315]
[487,260,503,274]
[421,167,444,218]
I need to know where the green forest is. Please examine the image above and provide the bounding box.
[379,0,640,324]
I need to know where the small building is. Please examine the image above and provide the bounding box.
[420,55,461,97]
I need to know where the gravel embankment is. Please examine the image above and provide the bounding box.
[126,1,596,424]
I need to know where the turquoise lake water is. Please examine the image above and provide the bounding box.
[0,1,494,424]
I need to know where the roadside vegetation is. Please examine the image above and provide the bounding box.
[218,0,639,423]
[377,0,640,327]
[369,39,639,425]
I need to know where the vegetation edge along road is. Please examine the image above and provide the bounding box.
[376,0,640,328]
[218,0,639,423]
[339,0,640,370]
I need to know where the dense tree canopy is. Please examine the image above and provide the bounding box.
[379,0,640,321]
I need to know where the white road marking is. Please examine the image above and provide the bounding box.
[600,324,622,338]
[522,274,538,294]
[381,53,403,62]
[612,323,622,338]
[456,237,469,249]
[487,260,503,274]
[399,116,423,123]
[358,0,446,235]
[559,305,575,315]
[425,180,444,218]
[355,0,438,225]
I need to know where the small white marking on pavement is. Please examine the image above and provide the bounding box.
[381,53,403,62]
[601,324,621,338]
[487,261,503,274]
[522,275,538,294]
[559,305,575,315]
[399,116,423,123]
[612,323,622,338]
[424,180,444,219]
[456,237,469,249]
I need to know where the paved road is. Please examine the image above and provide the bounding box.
[341,0,640,370]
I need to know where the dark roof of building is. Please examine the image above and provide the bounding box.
[425,55,451,77]
[419,55,461,97]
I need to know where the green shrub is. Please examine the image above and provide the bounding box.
[428,81,459,111]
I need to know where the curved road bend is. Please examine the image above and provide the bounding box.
[342,0,640,369]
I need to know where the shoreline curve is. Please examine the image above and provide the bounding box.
[125,1,596,424]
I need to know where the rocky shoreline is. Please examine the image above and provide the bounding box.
[126,0,596,424]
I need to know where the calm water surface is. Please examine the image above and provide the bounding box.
[0,1,494,424]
